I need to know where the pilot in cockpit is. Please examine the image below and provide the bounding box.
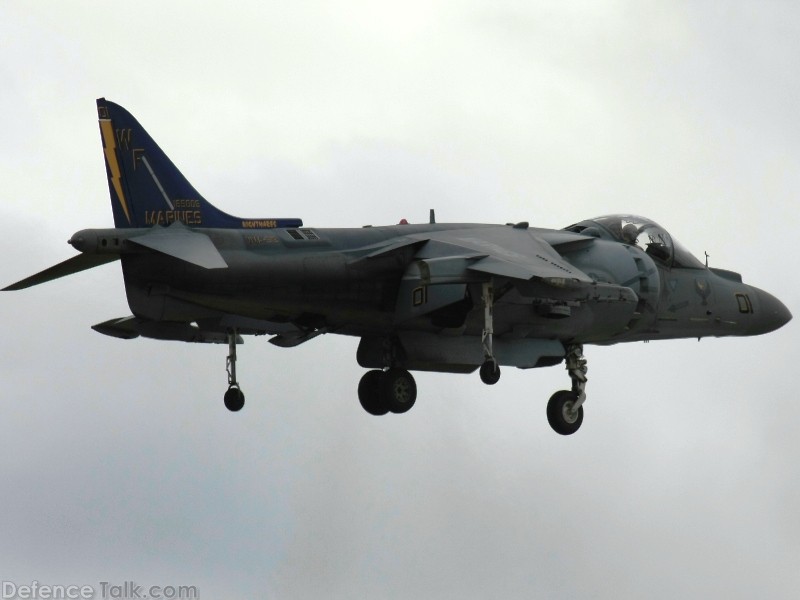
[621,223,639,244]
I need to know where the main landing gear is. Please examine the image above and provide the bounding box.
[356,344,589,435]
[223,329,245,412]
[358,368,417,416]
[355,284,493,415]
[353,279,590,435]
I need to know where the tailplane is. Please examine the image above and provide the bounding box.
[96,98,302,229]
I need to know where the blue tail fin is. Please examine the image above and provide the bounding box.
[96,98,303,229]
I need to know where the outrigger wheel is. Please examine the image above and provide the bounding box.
[224,329,245,412]
[479,359,501,385]
[479,282,501,386]
[224,386,245,412]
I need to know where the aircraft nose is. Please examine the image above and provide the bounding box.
[751,287,792,335]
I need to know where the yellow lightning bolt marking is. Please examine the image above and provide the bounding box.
[99,118,132,225]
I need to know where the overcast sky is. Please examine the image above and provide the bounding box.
[1,2,798,599]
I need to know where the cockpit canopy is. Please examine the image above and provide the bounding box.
[565,214,705,269]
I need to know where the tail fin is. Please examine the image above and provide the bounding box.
[96,98,303,229]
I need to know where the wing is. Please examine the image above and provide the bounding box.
[363,225,594,283]
[384,225,598,323]
[413,227,594,284]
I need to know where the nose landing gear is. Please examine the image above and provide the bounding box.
[546,344,587,435]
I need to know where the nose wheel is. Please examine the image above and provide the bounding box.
[547,390,583,435]
[546,344,588,435]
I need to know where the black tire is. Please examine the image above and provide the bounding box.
[383,368,417,414]
[479,360,501,385]
[546,390,583,435]
[224,387,245,412]
[358,370,389,416]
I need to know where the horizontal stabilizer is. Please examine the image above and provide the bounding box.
[3,253,119,291]
[129,225,227,269]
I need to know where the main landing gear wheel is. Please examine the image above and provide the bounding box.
[358,368,417,416]
[546,390,583,435]
[384,367,417,413]
[224,386,245,412]
[358,370,390,416]
[479,359,501,385]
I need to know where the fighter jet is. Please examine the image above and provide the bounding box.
[4,99,792,434]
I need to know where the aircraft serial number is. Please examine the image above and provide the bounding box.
[245,235,279,246]
[174,199,201,208]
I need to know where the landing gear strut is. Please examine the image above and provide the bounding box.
[358,368,417,416]
[479,281,501,385]
[224,329,245,412]
[546,344,587,435]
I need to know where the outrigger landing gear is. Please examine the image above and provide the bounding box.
[224,329,245,412]
[358,368,417,416]
[546,344,587,435]
[479,281,501,385]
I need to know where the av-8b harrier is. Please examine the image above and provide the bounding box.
[4,99,791,434]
